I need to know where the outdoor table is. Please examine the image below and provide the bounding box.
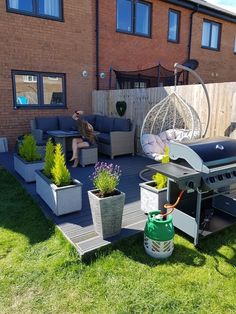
[47,130,81,155]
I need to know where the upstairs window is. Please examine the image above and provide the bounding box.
[116,0,151,37]
[7,0,63,21]
[201,20,221,51]
[12,71,66,108]
[168,9,180,43]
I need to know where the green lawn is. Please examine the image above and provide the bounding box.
[1,166,236,314]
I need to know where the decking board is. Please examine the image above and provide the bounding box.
[0,152,152,259]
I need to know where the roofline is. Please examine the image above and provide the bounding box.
[163,0,236,23]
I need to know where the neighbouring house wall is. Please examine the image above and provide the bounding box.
[98,0,191,90]
[190,12,236,84]
[0,0,95,150]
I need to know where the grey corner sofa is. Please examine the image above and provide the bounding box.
[30,115,135,159]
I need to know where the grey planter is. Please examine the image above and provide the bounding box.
[14,154,44,183]
[139,181,167,214]
[88,189,125,239]
[35,170,82,216]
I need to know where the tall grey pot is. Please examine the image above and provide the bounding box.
[88,189,125,239]
[139,181,167,213]
[14,154,44,183]
[35,170,82,216]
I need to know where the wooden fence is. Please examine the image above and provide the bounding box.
[92,82,236,153]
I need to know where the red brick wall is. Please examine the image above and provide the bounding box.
[190,12,236,83]
[98,0,191,90]
[0,0,95,150]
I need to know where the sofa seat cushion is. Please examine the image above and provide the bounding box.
[83,115,96,128]
[96,133,110,144]
[112,118,131,132]
[58,116,77,131]
[95,115,114,133]
[36,117,58,132]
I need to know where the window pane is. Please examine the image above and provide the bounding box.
[210,24,219,49]
[202,22,210,47]
[135,2,150,35]
[38,0,60,17]
[168,11,178,41]
[8,0,33,12]
[117,0,132,32]
[15,75,38,105]
[43,76,64,105]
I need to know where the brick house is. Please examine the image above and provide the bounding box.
[0,0,235,149]
[98,0,236,89]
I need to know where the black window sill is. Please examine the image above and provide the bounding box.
[201,45,220,52]
[14,105,67,110]
[7,8,64,22]
[116,29,151,39]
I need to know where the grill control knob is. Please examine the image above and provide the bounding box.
[233,171,236,177]
[209,177,215,183]
[188,181,194,189]
[218,174,223,181]
[226,173,231,179]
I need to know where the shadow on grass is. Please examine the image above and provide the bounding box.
[0,166,54,245]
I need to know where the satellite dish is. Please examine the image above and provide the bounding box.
[182,59,199,70]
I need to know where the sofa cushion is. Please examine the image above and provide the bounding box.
[58,116,77,131]
[83,115,96,128]
[95,115,114,133]
[112,118,131,132]
[96,133,111,144]
[36,117,58,132]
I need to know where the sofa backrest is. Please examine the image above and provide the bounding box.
[112,117,131,132]
[35,117,58,132]
[58,116,77,131]
[95,115,115,133]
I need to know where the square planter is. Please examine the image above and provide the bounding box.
[35,170,82,216]
[139,181,167,214]
[88,189,125,239]
[14,154,44,183]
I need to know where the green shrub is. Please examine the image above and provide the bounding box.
[152,147,169,190]
[51,144,71,187]
[19,134,41,162]
[43,138,55,178]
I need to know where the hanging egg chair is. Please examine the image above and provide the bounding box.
[140,63,211,180]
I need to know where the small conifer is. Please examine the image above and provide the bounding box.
[19,134,41,162]
[43,138,55,178]
[51,144,71,187]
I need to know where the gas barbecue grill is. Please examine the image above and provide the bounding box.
[147,137,236,245]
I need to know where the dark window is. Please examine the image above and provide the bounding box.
[6,0,63,21]
[201,20,221,50]
[12,71,66,108]
[168,9,180,43]
[116,0,151,37]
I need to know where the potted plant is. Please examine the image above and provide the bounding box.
[35,139,82,216]
[88,162,125,239]
[14,134,44,182]
[139,148,169,214]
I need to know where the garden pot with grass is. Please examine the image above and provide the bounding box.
[35,140,82,216]
[14,134,44,183]
[88,162,125,239]
[140,148,169,213]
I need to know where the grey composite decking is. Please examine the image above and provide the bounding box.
[0,153,154,259]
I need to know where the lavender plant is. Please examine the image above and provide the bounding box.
[90,162,122,197]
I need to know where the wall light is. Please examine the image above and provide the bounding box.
[100,72,106,79]
[81,70,88,78]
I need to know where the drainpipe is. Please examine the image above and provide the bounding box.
[96,0,100,90]
[187,5,199,83]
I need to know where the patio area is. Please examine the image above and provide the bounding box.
[0,152,152,260]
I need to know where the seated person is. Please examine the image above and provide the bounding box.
[70,110,96,167]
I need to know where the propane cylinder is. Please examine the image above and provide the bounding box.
[144,210,174,259]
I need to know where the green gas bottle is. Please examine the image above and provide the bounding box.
[144,210,174,259]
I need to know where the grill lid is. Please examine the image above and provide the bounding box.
[170,137,236,173]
